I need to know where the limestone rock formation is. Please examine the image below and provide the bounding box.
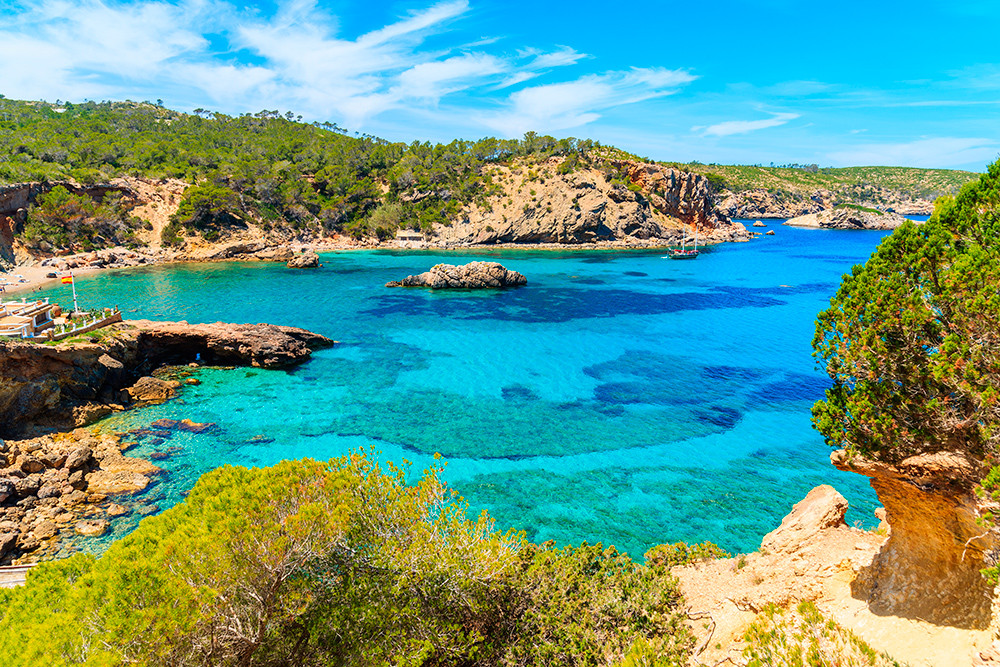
[784,208,914,230]
[674,482,992,667]
[386,262,527,289]
[286,250,320,268]
[760,484,849,554]
[0,320,333,438]
[428,157,750,246]
[831,449,995,629]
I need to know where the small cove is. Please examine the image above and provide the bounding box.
[36,222,909,557]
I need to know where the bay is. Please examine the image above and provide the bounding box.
[36,221,907,558]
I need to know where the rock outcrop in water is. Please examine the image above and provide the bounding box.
[286,250,320,268]
[0,320,334,438]
[784,208,914,230]
[385,262,527,289]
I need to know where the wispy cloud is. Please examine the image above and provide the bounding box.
[827,137,999,169]
[696,112,799,137]
[0,0,617,129]
[483,67,696,135]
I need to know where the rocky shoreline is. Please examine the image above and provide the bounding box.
[0,319,333,565]
[715,186,936,219]
[784,208,915,230]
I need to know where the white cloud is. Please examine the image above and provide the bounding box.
[483,67,696,135]
[827,137,999,169]
[697,112,799,137]
[0,0,696,140]
[394,54,507,101]
[0,0,214,101]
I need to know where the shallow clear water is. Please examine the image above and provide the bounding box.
[37,222,904,558]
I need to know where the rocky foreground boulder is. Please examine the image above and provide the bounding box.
[386,261,527,289]
[784,208,914,230]
[0,429,158,565]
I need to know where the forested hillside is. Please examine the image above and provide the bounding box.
[0,98,600,245]
[0,97,979,254]
[680,163,977,199]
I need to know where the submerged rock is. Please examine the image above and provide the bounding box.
[386,261,527,289]
[74,519,108,536]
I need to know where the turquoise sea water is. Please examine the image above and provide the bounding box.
[36,222,911,558]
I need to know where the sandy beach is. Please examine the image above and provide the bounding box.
[0,264,106,298]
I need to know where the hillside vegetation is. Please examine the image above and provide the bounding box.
[0,98,609,247]
[0,97,978,253]
[676,162,977,200]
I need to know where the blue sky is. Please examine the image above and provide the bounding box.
[1,0,998,170]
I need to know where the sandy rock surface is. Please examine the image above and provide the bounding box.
[674,483,993,666]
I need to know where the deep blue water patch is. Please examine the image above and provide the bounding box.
[36,226,892,557]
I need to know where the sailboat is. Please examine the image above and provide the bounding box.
[666,223,700,260]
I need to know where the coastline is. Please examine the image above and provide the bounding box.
[2,234,755,296]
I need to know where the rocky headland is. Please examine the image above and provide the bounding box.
[0,319,333,565]
[385,261,527,289]
[784,208,914,230]
[0,320,333,438]
[430,158,749,247]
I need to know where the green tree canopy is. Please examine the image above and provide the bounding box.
[812,159,1000,462]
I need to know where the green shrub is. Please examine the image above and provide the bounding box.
[0,456,697,667]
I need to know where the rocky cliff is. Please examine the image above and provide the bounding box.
[831,450,997,629]
[715,185,935,219]
[0,320,334,438]
[430,157,749,246]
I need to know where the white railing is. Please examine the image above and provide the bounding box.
[48,308,122,341]
[0,323,30,338]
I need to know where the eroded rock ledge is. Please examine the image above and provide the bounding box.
[0,320,334,438]
[831,449,996,629]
